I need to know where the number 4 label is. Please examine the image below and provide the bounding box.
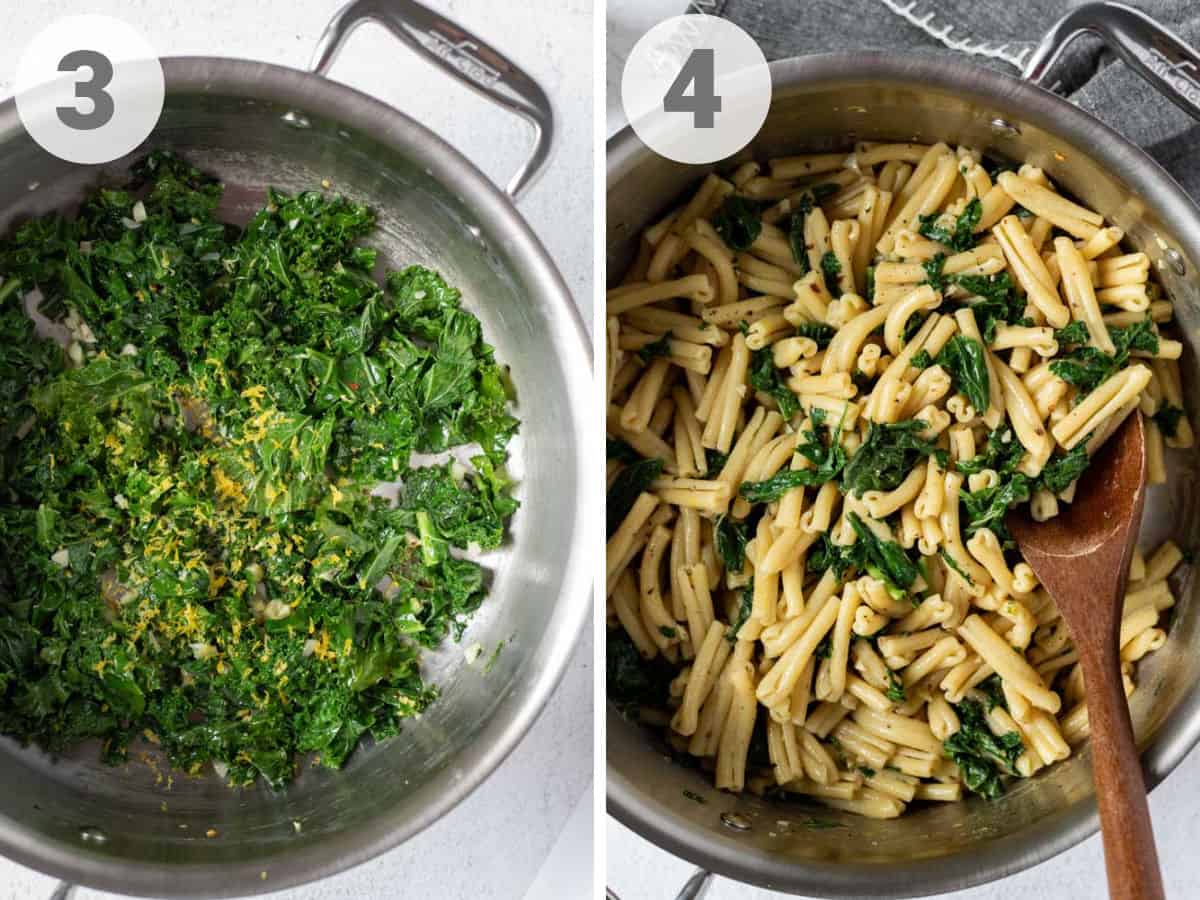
[622,15,771,164]
[663,49,722,129]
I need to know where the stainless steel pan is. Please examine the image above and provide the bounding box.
[607,3,1200,896]
[0,0,592,895]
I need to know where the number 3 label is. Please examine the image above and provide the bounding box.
[621,15,771,165]
[57,50,117,131]
[15,16,164,165]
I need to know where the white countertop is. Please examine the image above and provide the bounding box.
[605,1,1200,897]
[0,2,595,899]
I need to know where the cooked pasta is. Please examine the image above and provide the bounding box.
[606,144,1190,819]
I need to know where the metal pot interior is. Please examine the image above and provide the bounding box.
[607,56,1200,896]
[0,60,589,897]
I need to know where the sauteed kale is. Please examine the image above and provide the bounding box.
[0,152,518,788]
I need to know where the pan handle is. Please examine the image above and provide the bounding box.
[1024,1,1200,123]
[672,868,714,899]
[605,867,712,900]
[310,0,554,200]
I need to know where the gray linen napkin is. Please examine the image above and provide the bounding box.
[702,0,1200,198]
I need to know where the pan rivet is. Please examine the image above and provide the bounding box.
[1165,248,1187,276]
[281,111,311,130]
[720,812,752,831]
[989,117,1020,137]
[79,826,107,844]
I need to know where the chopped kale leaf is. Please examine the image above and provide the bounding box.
[1037,441,1091,494]
[607,458,664,537]
[943,698,1024,800]
[809,533,868,581]
[922,252,947,291]
[714,514,749,574]
[1153,404,1185,439]
[918,198,982,252]
[785,185,838,273]
[1053,320,1089,346]
[978,674,1008,713]
[820,250,842,295]
[939,548,975,586]
[0,152,520,786]
[713,196,764,251]
[739,408,845,501]
[847,512,920,596]
[704,448,729,478]
[637,331,673,364]
[729,583,755,642]
[608,629,675,714]
[606,438,641,463]
[935,335,990,414]
[960,472,1033,542]
[1051,319,1159,394]
[795,322,836,348]
[749,346,799,421]
[951,272,1025,343]
[842,420,947,496]
[955,426,1023,476]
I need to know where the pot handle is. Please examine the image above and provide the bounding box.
[310,0,554,200]
[1023,1,1200,123]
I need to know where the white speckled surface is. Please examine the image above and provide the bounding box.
[605,1,1200,897]
[0,2,594,899]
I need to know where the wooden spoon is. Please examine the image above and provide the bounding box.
[1007,411,1163,900]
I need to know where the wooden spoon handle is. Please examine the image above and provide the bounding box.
[1081,645,1165,900]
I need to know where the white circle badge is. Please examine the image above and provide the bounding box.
[15,15,164,165]
[621,15,771,165]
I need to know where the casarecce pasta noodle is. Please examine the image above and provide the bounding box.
[606,141,1192,818]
